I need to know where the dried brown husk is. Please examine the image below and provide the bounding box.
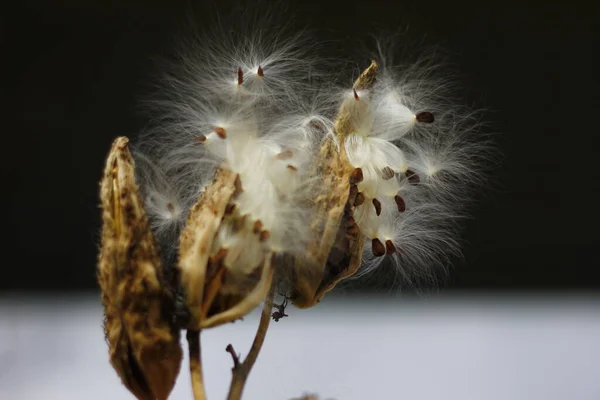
[98,137,182,400]
[178,167,274,330]
[289,62,379,308]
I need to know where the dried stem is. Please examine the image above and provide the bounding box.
[226,284,276,400]
[186,330,207,400]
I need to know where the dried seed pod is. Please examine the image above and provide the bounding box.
[178,167,274,329]
[288,62,378,308]
[98,137,182,400]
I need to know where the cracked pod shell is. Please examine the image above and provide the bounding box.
[177,167,274,330]
[288,62,379,308]
[97,137,182,400]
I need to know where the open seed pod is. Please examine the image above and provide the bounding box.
[178,166,274,330]
[289,62,379,308]
[97,137,182,400]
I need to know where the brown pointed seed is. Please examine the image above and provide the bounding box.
[276,150,293,160]
[353,88,359,100]
[224,203,236,215]
[253,220,263,233]
[215,126,227,139]
[385,240,396,255]
[232,213,247,233]
[344,201,354,217]
[372,198,382,216]
[234,174,244,195]
[166,203,175,213]
[209,248,228,267]
[196,134,207,143]
[287,164,298,171]
[346,222,360,235]
[405,169,420,184]
[354,192,365,206]
[237,67,243,85]
[416,111,435,123]
[381,166,395,180]
[257,65,264,77]
[350,167,363,184]
[394,194,406,213]
[372,238,386,257]
[259,230,271,242]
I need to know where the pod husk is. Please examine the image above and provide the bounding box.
[98,137,182,400]
[178,167,274,329]
[290,61,379,308]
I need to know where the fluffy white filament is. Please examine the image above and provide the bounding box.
[133,23,491,288]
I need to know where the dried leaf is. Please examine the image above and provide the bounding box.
[98,136,182,400]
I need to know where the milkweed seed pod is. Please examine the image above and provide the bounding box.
[98,137,182,400]
[139,26,332,329]
[177,167,274,329]
[288,62,378,308]
[290,43,492,302]
[134,24,491,318]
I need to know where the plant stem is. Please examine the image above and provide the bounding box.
[187,329,207,400]
[226,285,275,400]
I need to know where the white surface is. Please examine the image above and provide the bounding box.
[1,293,599,400]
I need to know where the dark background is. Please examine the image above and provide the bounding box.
[3,0,598,292]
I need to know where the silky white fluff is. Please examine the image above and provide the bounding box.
[134,16,492,289]
[138,21,334,265]
[338,46,493,287]
[131,149,188,265]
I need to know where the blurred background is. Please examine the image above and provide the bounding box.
[2,0,599,399]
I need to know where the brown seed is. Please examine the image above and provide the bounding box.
[237,67,243,85]
[232,214,247,232]
[394,194,406,213]
[345,217,357,227]
[196,134,207,143]
[346,223,360,235]
[224,203,236,215]
[287,164,298,171]
[405,169,420,184]
[353,88,359,100]
[259,230,270,242]
[372,238,385,257]
[354,192,365,206]
[209,248,228,266]
[416,111,435,123]
[344,202,354,217]
[234,174,244,195]
[385,240,396,254]
[215,127,227,139]
[372,198,382,216]
[257,65,264,77]
[253,220,263,233]
[350,167,363,184]
[276,150,293,160]
[381,166,395,180]
[166,203,175,213]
